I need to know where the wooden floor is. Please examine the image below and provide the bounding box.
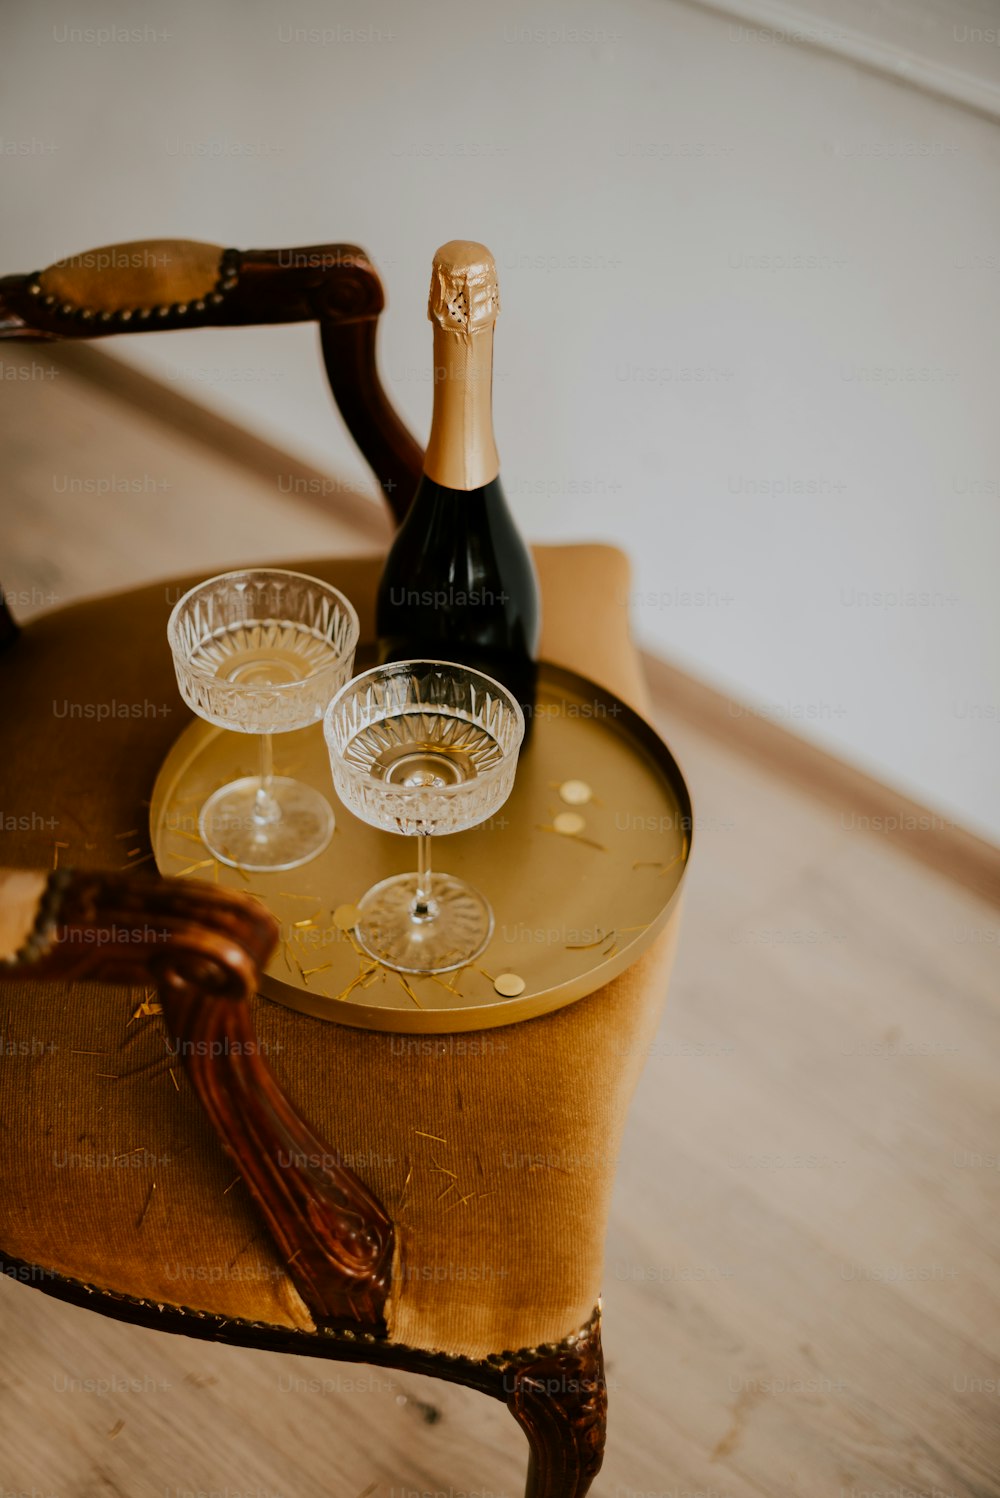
[2,345,998,1498]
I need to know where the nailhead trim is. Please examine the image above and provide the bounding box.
[0,1253,600,1374]
[2,868,73,969]
[26,248,240,326]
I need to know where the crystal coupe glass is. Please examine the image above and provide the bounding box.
[324,660,525,974]
[168,568,359,872]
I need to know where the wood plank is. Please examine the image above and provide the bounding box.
[40,341,392,544]
[0,343,387,621]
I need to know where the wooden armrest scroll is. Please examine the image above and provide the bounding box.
[0,868,393,1330]
[0,237,424,525]
[0,238,384,334]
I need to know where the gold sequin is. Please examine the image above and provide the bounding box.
[559,779,592,805]
[494,972,526,997]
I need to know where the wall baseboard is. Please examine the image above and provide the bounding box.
[641,649,1000,908]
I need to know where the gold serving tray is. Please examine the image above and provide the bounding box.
[150,661,691,1033]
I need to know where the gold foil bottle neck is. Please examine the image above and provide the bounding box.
[428,239,500,335]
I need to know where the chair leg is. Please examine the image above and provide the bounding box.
[505,1322,607,1498]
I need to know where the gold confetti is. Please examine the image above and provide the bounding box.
[553,811,586,836]
[414,1130,447,1144]
[443,1191,477,1213]
[333,903,362,931]
[396,975,424,1008]
[494,972,526,997]
[114,829,140,840]
[559,779,593,805]
[428,971,464,996]
[565,932,612,951]
[398,1164,413,1212]
[136,1181,156,1230]
[538,821,607,852]
[120,852,155,870]
[340,924,370,961]
[332,966,379,1003]
[173,857,214,877]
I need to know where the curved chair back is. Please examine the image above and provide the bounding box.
[0,236,425,646]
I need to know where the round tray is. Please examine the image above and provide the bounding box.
[149,661,692,1033]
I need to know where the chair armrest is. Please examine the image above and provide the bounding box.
[1,238,377,335]
[0,238,423,524]
[0,867,393,1330]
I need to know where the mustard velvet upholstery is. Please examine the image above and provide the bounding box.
[0,545,682,1357]
[36,239,223,314]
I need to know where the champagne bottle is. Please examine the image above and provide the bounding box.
[376,240,540,718]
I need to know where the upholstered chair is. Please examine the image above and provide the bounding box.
[0,241,689,1497]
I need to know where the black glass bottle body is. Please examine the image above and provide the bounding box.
[376,472,540,721]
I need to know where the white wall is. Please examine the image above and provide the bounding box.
[4,0,1000,840]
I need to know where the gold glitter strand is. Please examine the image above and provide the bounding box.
[136,1181,156,1230]
[396,974,424,1008]
[172,857,215,877]
[120,852,155,870]
[565,931,613,951]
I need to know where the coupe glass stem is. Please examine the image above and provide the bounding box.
[254,732,280,826]
[412,834,437,922]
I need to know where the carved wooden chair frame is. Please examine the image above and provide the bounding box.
[0,240,607,1497]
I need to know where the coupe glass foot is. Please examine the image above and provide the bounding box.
[199,775,334,872]
[355,872,493,974]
